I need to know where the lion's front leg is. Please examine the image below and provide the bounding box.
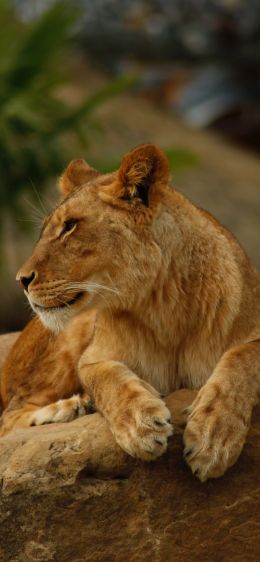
[78,358,173,460]
[184,339,260,481]
[0,393,92,436]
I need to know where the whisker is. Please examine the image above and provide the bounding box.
[60,281,117,320]
[106,273,125,307]
[17,217,43,228]
[55,296,72,310]
[90,287,114,326]
[30,180,48,216]
[62,281,120,296]
[23,197,46,222]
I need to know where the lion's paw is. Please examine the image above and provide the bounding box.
[183,386,249,481]
[110,395,173,461]
[30,395,90,426]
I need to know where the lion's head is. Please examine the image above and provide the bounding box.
[17,144,171,331]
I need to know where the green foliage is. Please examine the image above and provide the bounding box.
[164,148,199,171]
[0,1,135,230]
[91,147,198,175]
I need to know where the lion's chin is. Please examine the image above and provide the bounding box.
[29,292,89,333]
[36,307,75,333]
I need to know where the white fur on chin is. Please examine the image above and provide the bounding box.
[35,307,74,333]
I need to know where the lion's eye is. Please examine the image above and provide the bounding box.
[61,219,78,236]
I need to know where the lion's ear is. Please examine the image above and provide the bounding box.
[117,144,170,206]
[59,159,99,196]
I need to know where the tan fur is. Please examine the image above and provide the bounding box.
[1,144,260,481]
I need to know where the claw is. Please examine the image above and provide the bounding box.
[153,419,167,427]
[154,437,165,446]
[184,448,193,458]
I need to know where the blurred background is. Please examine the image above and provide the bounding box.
[0,0,260,333]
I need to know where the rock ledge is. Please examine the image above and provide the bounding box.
[0,334,259,561]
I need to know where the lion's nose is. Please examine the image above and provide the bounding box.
[19,272,36,292]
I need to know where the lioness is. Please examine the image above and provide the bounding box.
[1,144,260,481]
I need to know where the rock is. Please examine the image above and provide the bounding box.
[0,333,259,561]
[0,413,129,495]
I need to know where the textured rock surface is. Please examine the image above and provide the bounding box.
[0,334,259,561]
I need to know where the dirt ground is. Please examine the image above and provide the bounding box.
[1,77,260,332]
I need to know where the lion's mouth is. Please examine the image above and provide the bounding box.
[32,291,85,311]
